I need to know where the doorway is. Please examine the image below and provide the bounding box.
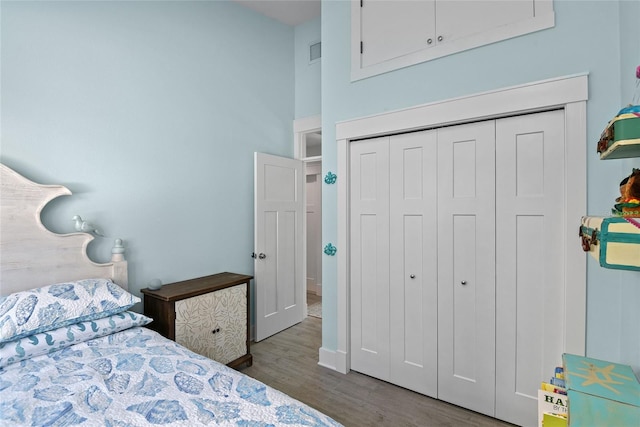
[294,115,322,320]
[306,159,322,318]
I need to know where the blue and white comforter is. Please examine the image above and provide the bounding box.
[0,327,342,426]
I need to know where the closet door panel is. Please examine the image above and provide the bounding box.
[495,110,566,426]
[437,121,496,416]
[389,131,438,397]
[360,0,435,68]
[350,137,390,380]
[436,1,534,44]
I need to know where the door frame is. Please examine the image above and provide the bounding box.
[329,74,589,374]
[305,160,323,296]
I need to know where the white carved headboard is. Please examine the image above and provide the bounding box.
[0,164,128,295]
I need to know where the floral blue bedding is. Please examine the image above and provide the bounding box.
[0,326,342,426]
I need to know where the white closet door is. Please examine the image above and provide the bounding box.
[389,130,438,397]
[437,121,496,416]
[435,1,534,44]
[494,110,566,426]
[350,137,390,380]
[360,0,435,68]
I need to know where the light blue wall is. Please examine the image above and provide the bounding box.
[617,0,640,371]
[295,16,321,119]
[1,0,295,311]
[321,0,640,371]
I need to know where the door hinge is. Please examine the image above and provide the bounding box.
[360,41,364,54]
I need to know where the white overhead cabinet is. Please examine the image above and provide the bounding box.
[350,110,567,426]
[352,0,555,80]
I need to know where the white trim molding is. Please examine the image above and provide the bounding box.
[294,114,322,159]
[334,74,588,374]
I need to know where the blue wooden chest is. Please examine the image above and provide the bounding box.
[563,353,640,427]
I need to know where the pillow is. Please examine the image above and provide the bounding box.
[0,310,152,367]
[0,278,140,343]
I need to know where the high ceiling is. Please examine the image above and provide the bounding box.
[233,0,321,26]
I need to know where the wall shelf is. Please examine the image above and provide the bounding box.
[599,138,640,159]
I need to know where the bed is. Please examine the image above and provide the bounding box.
[0,163,341,427]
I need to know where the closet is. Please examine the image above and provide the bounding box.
[350,110,566,426]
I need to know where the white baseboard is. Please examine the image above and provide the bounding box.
[318,347,349,374]
[318,347,336,370]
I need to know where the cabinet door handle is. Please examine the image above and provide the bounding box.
[410,274,416,279]
[461,280,467,285]
[427,38,433,45]
[251,252,257,259]
[258,253,266,259]
[438,35,443,42]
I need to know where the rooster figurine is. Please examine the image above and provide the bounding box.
[72,215,104,236]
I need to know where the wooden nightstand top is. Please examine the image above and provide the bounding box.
[141,272,253,302]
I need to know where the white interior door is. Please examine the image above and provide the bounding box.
[360,0,435,68]
[389,130,438,398]
[349,137,390,381]
[437,121,496,416]
[494,110,566,426]
[254,152,304,342]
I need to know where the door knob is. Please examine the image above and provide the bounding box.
[258,253,266,259]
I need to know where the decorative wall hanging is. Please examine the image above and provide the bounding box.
[323,243,337,256]
[324,172,337,185]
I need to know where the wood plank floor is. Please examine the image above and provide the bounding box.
[239,317,515,427]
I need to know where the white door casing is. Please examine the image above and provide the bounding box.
[331,74,587,377]
[329,75,588,424]
[254,153,304,342]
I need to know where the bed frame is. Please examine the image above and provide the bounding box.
[0,163,128,296]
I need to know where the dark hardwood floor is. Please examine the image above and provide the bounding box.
[239,317,515,427]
